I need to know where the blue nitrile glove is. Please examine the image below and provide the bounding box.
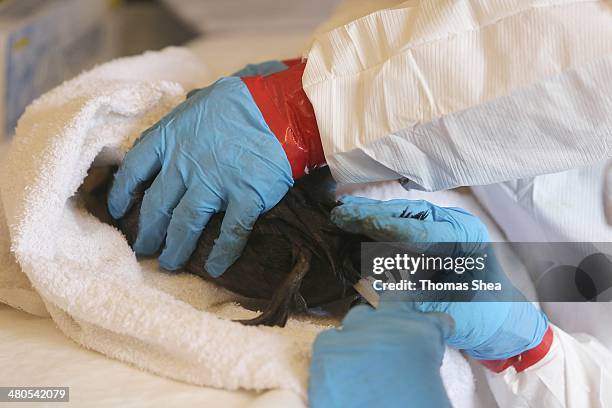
[309,297,453,408]
[331,196,548,360]
[108,77,293,277]
[186,60,291,99]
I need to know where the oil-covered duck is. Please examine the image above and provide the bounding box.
[83,166,432,327]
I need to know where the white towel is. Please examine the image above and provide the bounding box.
[0,47,475,405]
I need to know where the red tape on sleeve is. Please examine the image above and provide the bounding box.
[242,62,325,179]
[480,326,554,373]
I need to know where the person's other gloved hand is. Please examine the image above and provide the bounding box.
[309,297,453,408]
[331,196,548,361]
[108,62,324,277]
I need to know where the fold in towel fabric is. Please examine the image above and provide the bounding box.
[0,47,475,405]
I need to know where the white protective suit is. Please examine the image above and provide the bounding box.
[302,1,612,407]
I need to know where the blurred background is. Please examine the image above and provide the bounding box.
[0,0,341,141]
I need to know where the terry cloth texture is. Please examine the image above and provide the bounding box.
[0,47,475,405]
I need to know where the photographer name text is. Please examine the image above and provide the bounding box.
[372,279,502,291]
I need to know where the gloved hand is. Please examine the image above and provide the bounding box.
[108,62,324,277]
[331,196,549,361]
[309,297,453,408]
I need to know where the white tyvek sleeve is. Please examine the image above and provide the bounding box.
[303,0,612,190]
[486,325,612,408]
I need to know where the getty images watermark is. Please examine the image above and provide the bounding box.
[371,251,499,292]
[360,242,612,302]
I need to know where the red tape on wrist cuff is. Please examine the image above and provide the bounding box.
[242,62,325,179]
[480,326,554,373]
